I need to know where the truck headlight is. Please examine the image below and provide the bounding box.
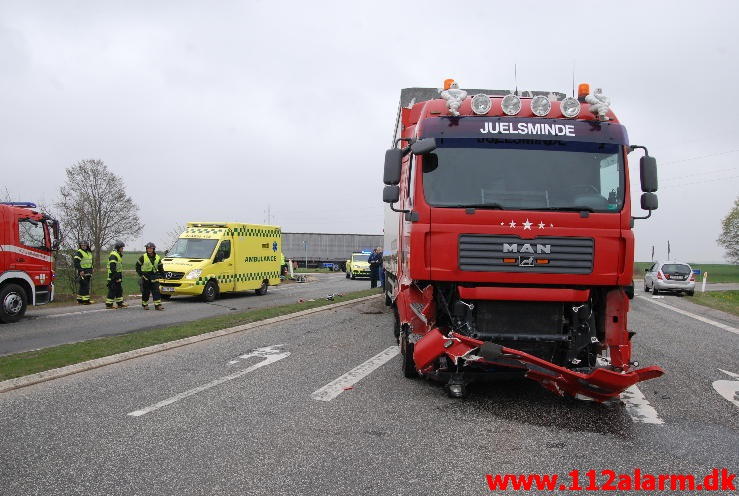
[530,95,551,117]
[186,269,202,280]
[501,94,521,115]
[560,97,581,118]
[471,94,492,115]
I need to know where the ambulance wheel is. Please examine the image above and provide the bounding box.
[0,283,27,323]
[255,280,268,295]
[400,329,417,379]
[202,280,219,302]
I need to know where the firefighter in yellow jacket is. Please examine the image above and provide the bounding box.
[73,240,94,304]
[106,241,127,309]
[136,242,165,310]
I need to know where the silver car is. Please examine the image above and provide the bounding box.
[644,261,695,296]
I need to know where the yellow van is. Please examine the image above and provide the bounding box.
[160,222,282,301]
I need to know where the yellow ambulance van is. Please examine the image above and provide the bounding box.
[160,222,282,301]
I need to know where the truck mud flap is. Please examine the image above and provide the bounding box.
[412,329,664,402]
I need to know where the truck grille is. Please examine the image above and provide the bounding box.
[459,235,594,274]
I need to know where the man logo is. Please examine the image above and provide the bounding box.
[503,243,551,254]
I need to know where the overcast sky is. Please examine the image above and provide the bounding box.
[1,0,737,262]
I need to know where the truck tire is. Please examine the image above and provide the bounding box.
[202,280,219,302]
[0,283,27,323]
[400,330,417,379]
[255,280,268,295]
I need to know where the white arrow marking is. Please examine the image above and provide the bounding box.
[311,346,399,402]
[620,385,665,424]
[227,344,286,365]
[713,369,739,408]
[128,345,290,417]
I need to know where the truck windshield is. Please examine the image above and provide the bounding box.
[168,238,219,259]
[353,255,369,262]
[422,139,624,212]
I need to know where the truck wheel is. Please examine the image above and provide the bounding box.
[0,284,27,323]
[255,280,268,295]
[202,280,219,302]
[400,330,417,379]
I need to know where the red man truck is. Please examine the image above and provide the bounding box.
[382,82,663,401]
[0,202,60,323]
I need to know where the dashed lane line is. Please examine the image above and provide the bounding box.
[636,295,738,335]
[311,346,399,402]
[620,385,665,424]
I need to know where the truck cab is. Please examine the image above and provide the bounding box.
[382,83,662,401]
[0,202,60,322]
[161,222,282,301]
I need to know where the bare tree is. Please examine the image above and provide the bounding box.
[164,223,186,252]
[717,196,739,264]
[55,159,143,269]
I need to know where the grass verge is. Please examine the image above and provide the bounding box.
[686,290,739,317]
[0,288,381,381]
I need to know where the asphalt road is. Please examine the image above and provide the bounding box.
[0,273,370,356]
[0,289,737,495]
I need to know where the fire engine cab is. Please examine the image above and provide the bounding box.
[0,202,60,323]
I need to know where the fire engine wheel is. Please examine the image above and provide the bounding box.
[255,280,268,296]
[400,330,417,379]
[202,280,219,302]
[0,284,27,323]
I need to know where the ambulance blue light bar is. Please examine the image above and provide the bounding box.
[0,202,37,208]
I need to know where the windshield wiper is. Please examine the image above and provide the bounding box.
[536,206,595,212]
[440,203,504,210]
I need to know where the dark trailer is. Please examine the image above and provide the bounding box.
[282,232,383,269]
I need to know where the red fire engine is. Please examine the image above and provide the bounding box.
[0,202,60,323]
[383,81,663,401]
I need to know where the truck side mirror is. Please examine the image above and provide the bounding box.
[383,185,400,204]
[641,192,658,211]
[640,156,658,192]
[411,137,437,155]
[384,149,402,185]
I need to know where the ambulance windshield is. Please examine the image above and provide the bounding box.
[422,139,623,212]
[168,238,219,259]
[353,254,369,262]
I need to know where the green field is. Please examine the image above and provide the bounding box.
[634,262,739,283]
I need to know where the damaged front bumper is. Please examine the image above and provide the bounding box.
[413,328,664,402]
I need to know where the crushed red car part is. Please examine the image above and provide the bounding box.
[412,328,664,402]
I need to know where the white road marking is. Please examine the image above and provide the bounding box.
[712,369,739,408]
[128,345,290,417]
[227,344,286,365]
[311,346,399,402]
[637,295,738,335]
[620,385,665,424]
[40,308,117,318]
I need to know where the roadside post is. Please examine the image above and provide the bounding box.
[702,272,708,293]
[288,259,294,279]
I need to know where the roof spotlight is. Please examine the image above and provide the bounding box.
[501,94,521,116]
[471,94,492,115]
[530,95,551,117]
[560,97,581,118]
